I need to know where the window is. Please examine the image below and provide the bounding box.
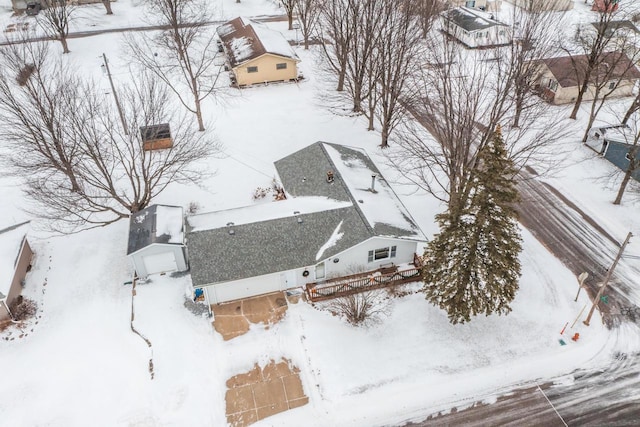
[609,81,617,90]
[276,63,287,70]
[547,79,558,91]
[465,0,475,6]
[247,66,258,73]
[367,245,397,263]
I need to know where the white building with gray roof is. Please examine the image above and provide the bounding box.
[127,205,188,278]
[187,142,426,305]
[441,7,511,48]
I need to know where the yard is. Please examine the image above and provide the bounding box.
[1,0,640,426]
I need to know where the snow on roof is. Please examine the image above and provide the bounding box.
[127,205,184,255]
[251,23,297,60]
[217,17,298,67]
[323,144,419,234]
[444,6,507,32]
[187,197,352,232]
[155,205,184,244]
[315,220,344,261]
[0,222,29,298]
[229,36,254,64]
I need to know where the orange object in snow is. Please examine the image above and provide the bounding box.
[572,333,580,342]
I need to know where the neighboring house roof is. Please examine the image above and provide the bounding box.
[540,52,640,88]
[127,205,184,255]
[0,221,30,299]
[216,16,299,68]
[442,7,507,32]
[187,142,425,287]
[591,20,640,38]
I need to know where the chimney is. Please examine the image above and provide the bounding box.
[370,174,377,193]
[326,170,334,183]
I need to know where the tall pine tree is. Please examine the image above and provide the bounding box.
[422,125,522,324]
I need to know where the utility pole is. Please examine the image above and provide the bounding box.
[102,53,128,135]
[584,232,633,326]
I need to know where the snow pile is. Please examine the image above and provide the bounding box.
[187,197,352,232]
[154,205,184,244]
[229,36,254,63]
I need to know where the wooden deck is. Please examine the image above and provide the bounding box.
[305,261,423,303]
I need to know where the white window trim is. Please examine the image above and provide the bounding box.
[367,245,397,263]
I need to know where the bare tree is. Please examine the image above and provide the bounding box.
[390,34,569,215]
[580,51,640,142]
[564,0,621,119]
[609,112,640,205]
[408,0,445,39]
[279,0,296,30]
[508,1,568,128]
[37,0,75,54]
[371,0,425,147]
[294,0,320,50]
[318,0,356,91]
[0,42,219,232]
[127,0,222,131]
[102,0,114,15]
[622,91,640,125]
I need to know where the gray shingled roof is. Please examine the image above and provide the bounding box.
[127,205,184,255]
[276,142,421,238]
[187,142,424,286]
[188,206,371,286]
[443,7,507,32]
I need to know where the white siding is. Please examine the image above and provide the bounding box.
[301,237,420,283]
[207,271,283,304]
[202,237,421,303]
[129,244,188,278]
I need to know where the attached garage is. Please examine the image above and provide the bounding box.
[208,272,283,304]
[127,205,188,278]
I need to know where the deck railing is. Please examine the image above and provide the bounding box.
[305,265,422,303]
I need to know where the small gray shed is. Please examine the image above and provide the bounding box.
[127,205,188,278]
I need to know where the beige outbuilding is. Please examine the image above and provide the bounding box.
[217,17,301,87]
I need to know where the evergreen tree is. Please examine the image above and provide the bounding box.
[422,125,522,324]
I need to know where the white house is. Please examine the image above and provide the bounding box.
[186,142,426,305]
[441,7,511,48]
[127,205,188,278]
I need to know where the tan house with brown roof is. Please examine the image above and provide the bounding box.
[217,17,300,87]
[533,52,640,105]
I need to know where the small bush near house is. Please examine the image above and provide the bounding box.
[328,290,390,327]
[253,179,286,201]
[9,297,38,321]
[187,201,201,215]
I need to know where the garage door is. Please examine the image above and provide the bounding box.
[212,273,281,304]
[142,251,177,275]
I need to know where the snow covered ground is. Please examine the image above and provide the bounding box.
[1,1,640,426]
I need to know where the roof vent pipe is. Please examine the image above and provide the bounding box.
[227,222,235,235]
[370,174,377,193]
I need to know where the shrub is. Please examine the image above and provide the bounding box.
[328,290,389,326]
[9,297,37,321]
